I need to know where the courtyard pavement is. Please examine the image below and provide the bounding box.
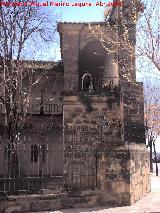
[29,164,160,213]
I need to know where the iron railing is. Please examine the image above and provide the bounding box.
[0,124,123,194]
[28,103,63,115]
[0,103,63,115]
[0,141,63,194]
[0,126,103,194]
[80,76,120,94]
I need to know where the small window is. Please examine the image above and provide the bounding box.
[42,145,45,162]
[31,145,46,163]
[82,72,94,92]
[31,145,39,162]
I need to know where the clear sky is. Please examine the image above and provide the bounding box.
[42,0,111,60]
[56,0,105,22]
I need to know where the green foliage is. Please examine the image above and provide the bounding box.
[106,98,113,109]
[79,92,94,113]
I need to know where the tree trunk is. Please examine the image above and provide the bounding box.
[153,141,158,176]
[150,140,153,172]
[6,143,19,178]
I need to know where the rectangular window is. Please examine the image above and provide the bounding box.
[31,145,39,162]
[42,145,45,162]
[31,145,46,163]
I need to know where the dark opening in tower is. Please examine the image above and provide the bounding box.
[78,40,118,92]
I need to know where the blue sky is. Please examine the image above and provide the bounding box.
[42,0,111,60]
[56,0,105,22]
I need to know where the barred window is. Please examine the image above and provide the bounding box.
[31,145,45,163]
[31,145,39,162]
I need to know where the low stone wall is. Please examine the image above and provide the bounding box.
[97,144,150,206]
[0,193,65,213]
[63,94,124,189]
[0,190,124,213]
[0,144,150,213]
[130,145,151,204]
[97,147,131,206]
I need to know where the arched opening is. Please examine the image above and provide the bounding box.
[78,40,118,92]
[82,72,94,92]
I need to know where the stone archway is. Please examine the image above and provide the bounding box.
[82,72,94,92]
[78,39,118,91]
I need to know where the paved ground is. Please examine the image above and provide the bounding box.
[29,164,160,213]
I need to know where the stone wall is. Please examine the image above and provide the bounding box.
[58,22,120,92]
[58,21,150,209]
[97,148,131,206]
[130,145,151,204]
[63,92,150,200]
[0,144,150,213]
[123,82,146,144]
[97,144,150,206]
[63,94,124,189]
[63,94,123,143]
[58,22,137,90]
[0,193,65,213]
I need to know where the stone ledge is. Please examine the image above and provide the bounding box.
[0,191,126,213]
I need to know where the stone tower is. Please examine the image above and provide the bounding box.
[58,0,150,206]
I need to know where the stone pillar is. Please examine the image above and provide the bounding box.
[118,40,136,83]
[123,82,145,144]
[96,145,150,206]
[117,0,137,83]
[129,145,151,204]
[103,52,119,85]
[58,24,81,92]
[62,95,123,190]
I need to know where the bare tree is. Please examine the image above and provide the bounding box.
[136,0,160,73]
[0,1,58,177]
[136,0,160,174]
[89,0,146,83]
[144,85,160,175]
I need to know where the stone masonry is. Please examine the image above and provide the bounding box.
[0,1,150,212]
[57,0,150,207]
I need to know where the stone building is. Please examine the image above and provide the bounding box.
[0,0,150,209]
[57,0,150,206]
[0,61,64,180]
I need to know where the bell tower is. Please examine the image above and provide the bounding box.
[58,1,150,206]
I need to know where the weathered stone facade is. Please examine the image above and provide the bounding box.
[1,145,150,212]
[57,11,150,206]
[97,145,150,205]
[0,1,150,211]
